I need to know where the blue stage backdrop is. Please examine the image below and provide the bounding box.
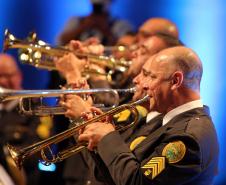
[0,0,225,184]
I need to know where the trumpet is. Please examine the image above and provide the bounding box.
[3,29,132,81]
[0,86,136,116]
[104,44,138,53]
[7,95,149,169]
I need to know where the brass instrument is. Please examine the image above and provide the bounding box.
[7,95,149,169]
[0,86,136,116]
[3,29,132,82]
[104,44,138,53]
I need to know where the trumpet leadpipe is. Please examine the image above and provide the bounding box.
[7,95,149,169]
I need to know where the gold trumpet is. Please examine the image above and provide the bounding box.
[104,44,138,53]
[7,95,149,169]
[3,29,132,81]
[0,86,136,116]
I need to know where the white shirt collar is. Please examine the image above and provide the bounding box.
[146,111,161,123]
[162,100,203,126]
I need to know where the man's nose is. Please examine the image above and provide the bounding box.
[131,48,140,59]
[142,80,149,91]
[133,74,141,84]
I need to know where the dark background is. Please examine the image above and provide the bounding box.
[0,0,225,184]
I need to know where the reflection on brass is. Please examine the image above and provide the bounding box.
[3,29,132,82]
[0,86,136,116]
[7,95,149,169]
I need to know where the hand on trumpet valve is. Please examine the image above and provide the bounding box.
[54,53,86,83]
[80,106,110,121]
[69,39,104,55]
[59,94,93,119]
[63,78,89,90]
[78,121,115,151]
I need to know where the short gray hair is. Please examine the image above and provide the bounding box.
[173,53,203,91]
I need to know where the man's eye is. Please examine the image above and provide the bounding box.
[150,75,156,79]
[143,71,149,76]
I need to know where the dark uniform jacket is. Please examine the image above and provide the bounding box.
[94,107,219,185]
[89,112,163,185]
[0,104,41,185]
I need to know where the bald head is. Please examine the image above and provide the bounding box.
[0,53,22,89]
[0,54,19,70]
[138,18,179,42]
[155,46,203,91]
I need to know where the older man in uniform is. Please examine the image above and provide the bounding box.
[78,46,219,185]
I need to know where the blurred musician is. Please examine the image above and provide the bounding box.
[136,17,179,43]
[57,0,133,46]
[0,54,41,185]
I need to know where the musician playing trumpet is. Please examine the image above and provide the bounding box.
[53,27,185,185]
[53,18,184,185]
[73,47,218,185]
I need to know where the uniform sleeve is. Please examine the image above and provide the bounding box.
[97,131,202,185]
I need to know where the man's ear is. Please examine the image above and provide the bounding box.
[171,71,183,90]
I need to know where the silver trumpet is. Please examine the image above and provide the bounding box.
[0,87,136,116]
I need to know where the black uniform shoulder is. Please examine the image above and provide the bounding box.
[184,114,219,168]
[163,111,218,171]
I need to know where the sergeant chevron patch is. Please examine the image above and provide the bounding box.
[141,157,165,179]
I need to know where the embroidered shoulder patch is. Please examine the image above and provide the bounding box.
[141,157,165,179]
[130,136,146,151]
[162,140,186,164]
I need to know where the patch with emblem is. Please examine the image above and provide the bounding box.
[162,140,186,164]
[141,157,165,179]
[130,136,146,151]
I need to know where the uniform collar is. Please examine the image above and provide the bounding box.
[162,99,203,126]
[146,111,161,123]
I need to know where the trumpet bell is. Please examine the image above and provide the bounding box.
[3,29,132,83]
[7,144,23,170]
[7,95,149,169]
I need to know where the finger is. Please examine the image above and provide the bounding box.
[79,128,85,135]
[69,40,80,50]
[84,37,100,45]
[78,133,91,142]
[65,94,80,100]
[87,140,95,151]
[63,101,71,109]
[65,110,76,118]
[105,116,112,123]
[90,107,103,116]
[59,100,66,107]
